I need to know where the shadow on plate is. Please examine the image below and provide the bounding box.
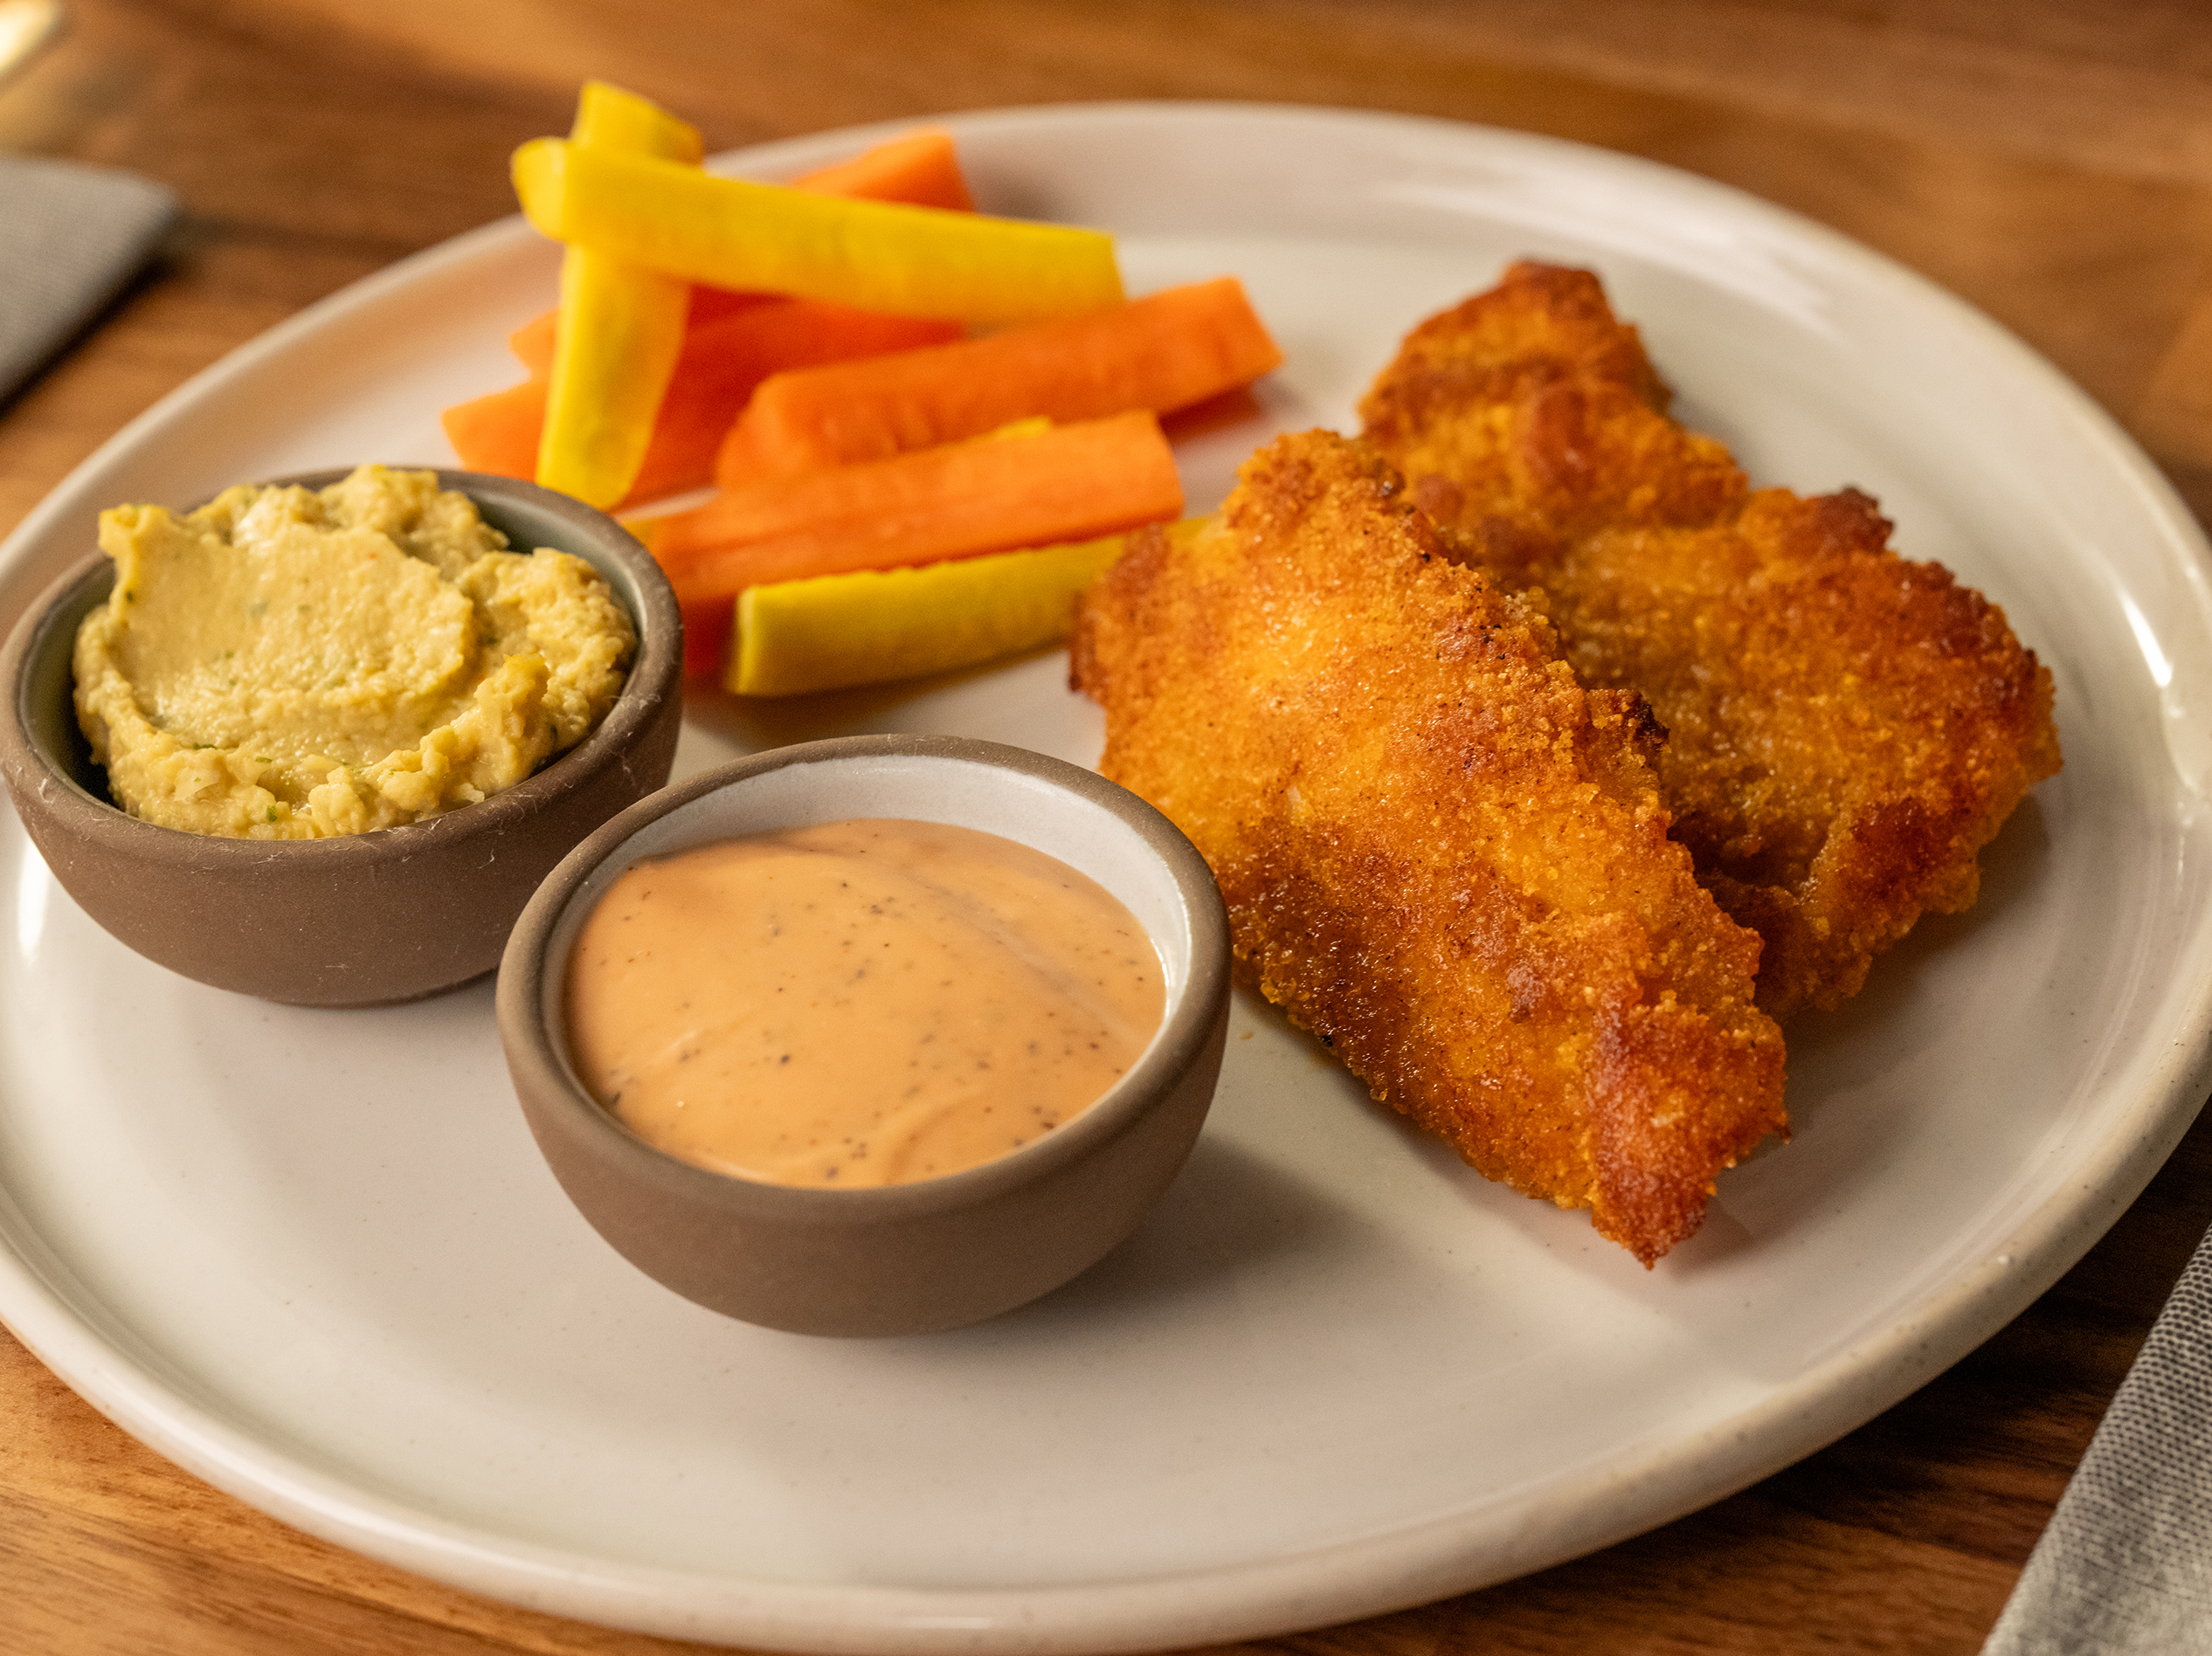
[1026,1134,1366,1324]
[1780,791,2056,1123]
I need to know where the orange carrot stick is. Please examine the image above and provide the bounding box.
[716,278,1281,483]
[441,380,549,482]
[627,303,958,505]
[782,129,974,211]
[640,412,1183,662]
[508,309,558,376]
[513,288,765,373]
[446,301,959,505]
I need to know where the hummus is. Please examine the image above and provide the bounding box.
[73,465,635,839]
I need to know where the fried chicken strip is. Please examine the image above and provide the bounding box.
[1072,430,1786,1264]
[1361,263,2062,1018]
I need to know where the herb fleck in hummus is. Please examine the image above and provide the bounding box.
[73,465,635,839]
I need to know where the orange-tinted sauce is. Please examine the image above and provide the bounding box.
[563,818,1165,1186]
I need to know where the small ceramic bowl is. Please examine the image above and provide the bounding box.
[496,734,1232,1338]
[0,469,684,1007]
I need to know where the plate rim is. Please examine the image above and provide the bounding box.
[3,98,2209,1654]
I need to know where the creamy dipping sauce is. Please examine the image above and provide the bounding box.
[564,818,1165,1186]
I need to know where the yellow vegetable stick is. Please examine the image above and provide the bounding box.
[536,83,702,509]
[727,520,1206,697]
[513,138,1123,325]
[568,77,701,160]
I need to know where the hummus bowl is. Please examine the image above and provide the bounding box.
[495,734,1234,1337]
[0,469,684,1006]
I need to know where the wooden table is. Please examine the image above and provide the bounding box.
[3,3,2209,1651]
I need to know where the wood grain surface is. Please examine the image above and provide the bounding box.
[3,3,2209,1651]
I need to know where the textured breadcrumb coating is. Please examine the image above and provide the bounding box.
[1361,263,2062,1018]
[1072,430,1786,1264]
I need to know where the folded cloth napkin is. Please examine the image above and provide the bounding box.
[1984,1221,2212,1654]
[0,154,176,404]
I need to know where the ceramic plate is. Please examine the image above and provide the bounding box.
[2,104,2208,1655]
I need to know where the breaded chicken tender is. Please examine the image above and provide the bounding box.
[1072,431,1786,1264]
[1362,263,2062,1018]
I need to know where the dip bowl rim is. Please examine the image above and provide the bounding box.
[497,733,1234,1223]
[0,466,682,872]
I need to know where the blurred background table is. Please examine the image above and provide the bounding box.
[3,3,2209,1652]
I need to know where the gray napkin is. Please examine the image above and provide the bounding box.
[1984,1223,2212,1653]
[0,154,176,403]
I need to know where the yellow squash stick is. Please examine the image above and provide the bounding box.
[513,138,1123,325]
[728,519,1206,697]
[537,83,702,507]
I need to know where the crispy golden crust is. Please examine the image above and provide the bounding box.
[1360,263,2062,1018]
[1072,431,1786,1265]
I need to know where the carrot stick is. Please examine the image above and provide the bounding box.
[665,130,967,335]
[730,534,1124,696]
[451,128,984,502]
[783,129,974,211]
[729,517,1209,696]
[508,310,559,377]
[442,379,549,482]
[717,277,1281,482]
[536,83,703,507]
[511,139,1122,323]
[626,303,957,505]
[446,301,960,506]
[504,130,978,378]
[725,522,1213,697]
[638,412,1183,659]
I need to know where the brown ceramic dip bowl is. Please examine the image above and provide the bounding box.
[495,734,1232,1338]
[0,469,683,1007]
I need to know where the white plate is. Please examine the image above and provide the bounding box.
[3,103,2209,1655]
